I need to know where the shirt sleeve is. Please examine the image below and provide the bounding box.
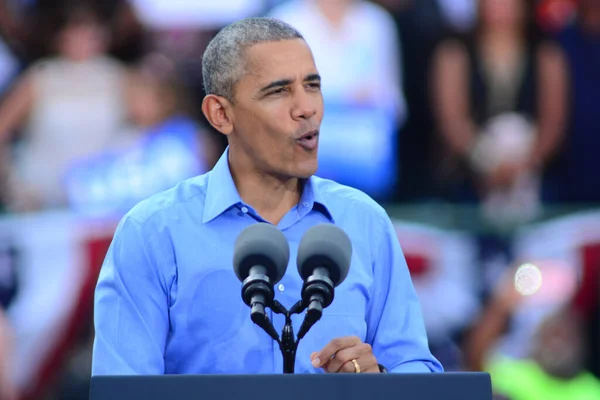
[365,213,444,373]
[92,215,170,375]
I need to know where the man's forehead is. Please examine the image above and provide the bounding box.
[243,39,316,77]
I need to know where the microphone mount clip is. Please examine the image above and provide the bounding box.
[268,299,309,374]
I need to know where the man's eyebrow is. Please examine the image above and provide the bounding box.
[258,74,321,93]
[259,79,293,93]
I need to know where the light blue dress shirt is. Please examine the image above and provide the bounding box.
[92,150,443,375]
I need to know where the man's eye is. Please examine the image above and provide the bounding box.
[307,83,321,90]
[269,88,286,95]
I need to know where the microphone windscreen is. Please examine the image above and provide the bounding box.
[296,224,352,286]
[233,223,290,285]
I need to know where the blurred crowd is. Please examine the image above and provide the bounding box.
[0,0,599,399]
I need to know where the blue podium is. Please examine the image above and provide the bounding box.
[90,373,492,400]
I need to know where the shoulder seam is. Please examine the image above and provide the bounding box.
[128,182,208,227]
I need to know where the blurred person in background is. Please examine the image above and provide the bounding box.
[63,53,220,216]
[0,0,25,212]
[123,53,218,164]
[374,0,475,202]
[0,0,127,213]
[465,268,600,399]
[268,0,405,113]
[0,0,31,64]
[268,0,405,200]
[542,0,600,204]
[0,5,20,97]
[0,235,17,400]
[430,0,568,221]
[126,0,270,150]
[0,308,16,400]
[375,0,451,203]
[435,0,478,33]
[536,0,579,34]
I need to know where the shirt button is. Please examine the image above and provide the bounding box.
[278,284,285,292]
[241,206,248,213]
[302,202,309,207]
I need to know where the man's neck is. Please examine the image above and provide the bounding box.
[228,152,302,225]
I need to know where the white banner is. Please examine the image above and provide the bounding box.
[0,212,117,398]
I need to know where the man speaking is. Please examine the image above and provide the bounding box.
[91,17,442,375]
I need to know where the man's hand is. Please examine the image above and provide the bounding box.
[311,336,380,373]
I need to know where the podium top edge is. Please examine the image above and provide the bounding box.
[91,372,490,379]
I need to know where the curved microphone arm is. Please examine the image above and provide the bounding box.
[251,312,281,345]
[240,270,337,373]
[242,271,338,374]
[271,300,304,374]
[246,295,332,373]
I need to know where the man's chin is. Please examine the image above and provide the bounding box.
[295,160,318,179]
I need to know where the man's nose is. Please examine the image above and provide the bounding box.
[291,90,318,120]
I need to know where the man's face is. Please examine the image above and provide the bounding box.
[228,39,324,179]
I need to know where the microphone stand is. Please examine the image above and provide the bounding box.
[247,296,326,373]
[271,300,309,374]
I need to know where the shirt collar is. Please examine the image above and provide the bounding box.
[202,149,243,223]
[297,175,334,223]
[202,148,334,224]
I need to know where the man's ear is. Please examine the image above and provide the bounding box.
[201,95,234,136]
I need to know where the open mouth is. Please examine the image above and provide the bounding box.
[296,130,319,151]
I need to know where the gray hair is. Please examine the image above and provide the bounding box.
[202,17,304,102]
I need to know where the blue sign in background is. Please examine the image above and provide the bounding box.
[316,103,399,201]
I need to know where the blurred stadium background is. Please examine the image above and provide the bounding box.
[0,0,599,399]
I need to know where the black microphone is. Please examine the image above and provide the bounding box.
[233,223,289,341]
[295,224,352,339]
